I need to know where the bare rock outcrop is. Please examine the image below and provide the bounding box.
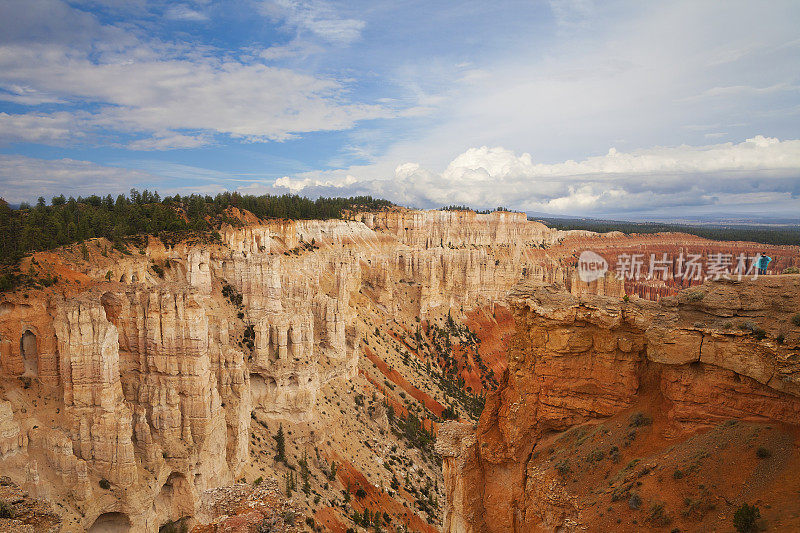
[363,209,561,248]
[1,208,798,531]
[440,275,800,532]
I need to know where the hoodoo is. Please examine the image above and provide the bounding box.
[0,208,798,531]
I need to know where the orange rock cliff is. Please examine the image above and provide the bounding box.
[0,208,798,531]
[438,276,800,532]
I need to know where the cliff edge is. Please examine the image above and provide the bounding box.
[439,275,800,532]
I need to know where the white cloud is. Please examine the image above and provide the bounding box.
[0,0,392,148]
[548,0,596,32]
[0,85,65,105]
[361,0,800,173]
[0,42,394,144]
[681,83,800,102]
[259,0,365,44]
[0,112,83,144]
[127,133,210,150]
[165,4,209,22]
[266,137,800,217]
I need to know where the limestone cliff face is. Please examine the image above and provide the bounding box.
[1,210,575,530]
[363,210,562,248]
[438,276,800,533]
[2,208,798,531]
[55,296,137,487]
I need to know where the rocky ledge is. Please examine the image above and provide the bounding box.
[439,275,800,532]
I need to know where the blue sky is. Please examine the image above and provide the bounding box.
[1,0,799,219]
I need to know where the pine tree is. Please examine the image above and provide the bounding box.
[284,472,293,497]
[300,452,311,494]
[273,424,286,463]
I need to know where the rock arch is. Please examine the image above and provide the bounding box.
[154,472,194,527]
[20,329,38,376]
[250,374,278,407]
[88,512,131,532]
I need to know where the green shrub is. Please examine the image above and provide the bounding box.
[273,424,286,463]
[611,483,633,502]
[629,412,652,427]
[628,493,642,510]
[673,469,684,479]
[608,445,620,463]
[686,291,705,302]
[782,266,799,274]
[99,478,111,490]
[776,334,785,345]
[756,446,771,459]
[733,503,761,533]
[586,449,605,464]
[0,501,14,518]
[792,313,800,327]
[555,459,571,476]
[647,503,672,526]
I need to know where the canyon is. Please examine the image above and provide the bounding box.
[0,208,798,532]
[439,276,800,532]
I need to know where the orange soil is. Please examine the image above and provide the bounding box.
[331,452,439,533]
[363,346,445,418]
[530,395,800,532]
[313,507,347,533]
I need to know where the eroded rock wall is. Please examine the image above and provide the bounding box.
[362,209,561,248]
[2,209,797,531]
[438,276,800,533]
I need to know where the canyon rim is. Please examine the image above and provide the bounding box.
[0,206,798,531]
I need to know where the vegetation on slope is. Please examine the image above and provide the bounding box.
[0,191,392,289]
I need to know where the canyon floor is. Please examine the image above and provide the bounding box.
[0,208,798,532]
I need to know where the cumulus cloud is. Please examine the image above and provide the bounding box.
[0,0,392,148]
[368,1,800,174]
[267,137,800,217]
[0,43,393,144]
